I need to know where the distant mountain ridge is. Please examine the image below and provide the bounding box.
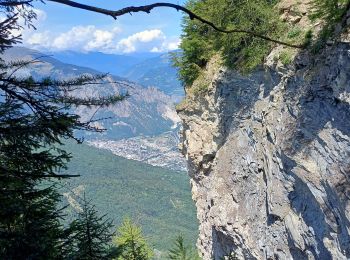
[2,46,186,171]
[48,49,184,97]
[3,47,180,140]
[123,52,183,98]
[50,50,158,76]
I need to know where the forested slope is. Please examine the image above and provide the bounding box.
[61,141,198,253]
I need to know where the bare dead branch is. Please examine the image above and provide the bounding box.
[1,0,304,48]
[46,0,304,49]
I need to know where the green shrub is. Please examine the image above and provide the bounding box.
[174,0,350,86]
[279,50,293,65]
[303,29,314,47]
[173,0,284,86]
[309,0,350,52]
[287,27,303,39]
[310,0,349,23]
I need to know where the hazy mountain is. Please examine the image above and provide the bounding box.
[46,49,183,98]
[3,47,180,137]
[49,50,160,76]
[2,47,196,254]
[123,52,184,98]
[3,46,185,170]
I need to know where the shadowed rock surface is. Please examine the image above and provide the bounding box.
[178,41,350,259]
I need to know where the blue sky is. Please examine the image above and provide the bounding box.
[20,0,186,53]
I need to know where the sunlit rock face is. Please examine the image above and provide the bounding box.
[178,42,350,259]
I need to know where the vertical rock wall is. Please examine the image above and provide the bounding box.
[178,44,350,259]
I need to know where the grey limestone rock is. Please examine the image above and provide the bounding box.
[178,44,350,259]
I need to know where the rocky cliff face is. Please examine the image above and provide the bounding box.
[178,37,350,259]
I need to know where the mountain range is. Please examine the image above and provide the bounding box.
[2,46,186,171]
[50,50,183,98]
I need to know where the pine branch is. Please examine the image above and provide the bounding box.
[0,0,34,6]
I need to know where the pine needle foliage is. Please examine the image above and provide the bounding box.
[0,56,125,258]
[0,183,67,259]
[173,0,284,86]
[66,194,114,260]
[0,5,127,259]
[113,218,153,260]
[309,0,350,52]
[168,235,201,260]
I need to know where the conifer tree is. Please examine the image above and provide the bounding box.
[113,218,153,260]
[66,194,114,260]
[0,56,124,259]
[0,4,126,259]
[168,235,200,260]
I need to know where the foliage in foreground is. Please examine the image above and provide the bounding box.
[113,218,153,260]
[174,0,350,86]
[168,235,201,260]
[0,3,126,258]
[65,195,115,259]
[0,55,124,259]
[173,0,283,86]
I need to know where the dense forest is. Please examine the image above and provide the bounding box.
[62,141,198,253]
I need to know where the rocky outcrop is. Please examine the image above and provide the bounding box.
[178,40,350,259]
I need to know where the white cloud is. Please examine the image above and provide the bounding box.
[166,39,181,51]
[116,29,165,53]
[4,7,179,54]
[24,25,121,52]
[85,29,115,50]
[151,38,181,53]
[26,31,51,47]
[23,24,178,54]
[52,25,97,50]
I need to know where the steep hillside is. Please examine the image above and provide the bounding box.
[61,141,198,255]
[180,44,350,260]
